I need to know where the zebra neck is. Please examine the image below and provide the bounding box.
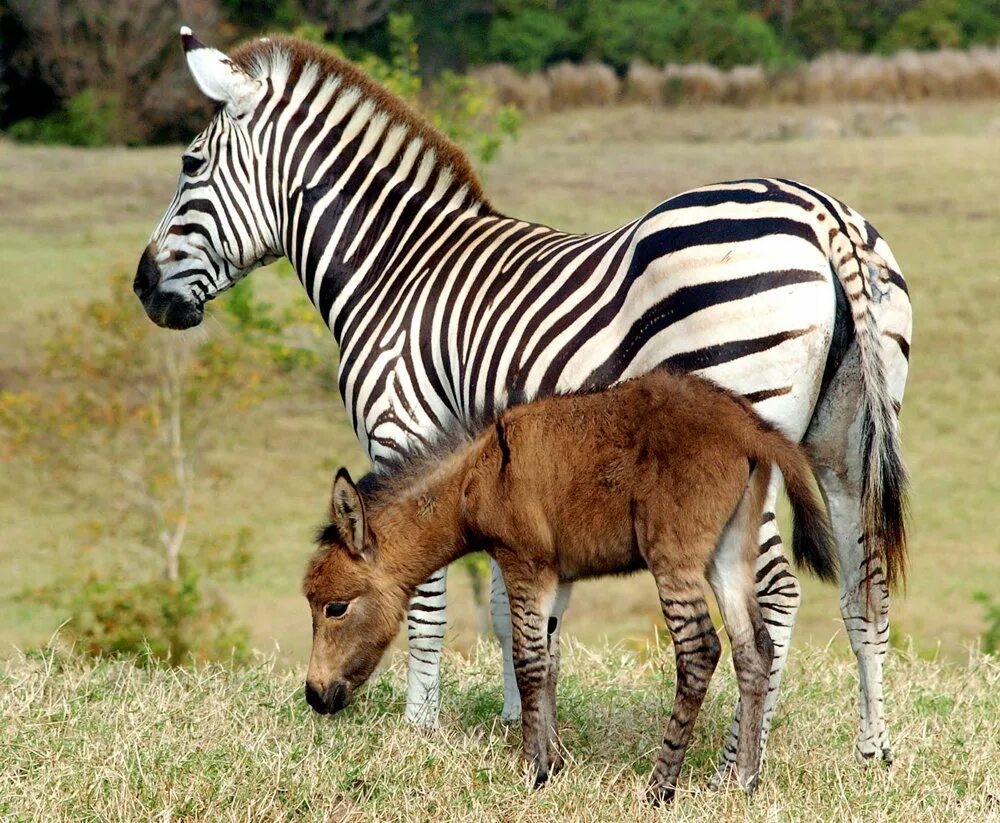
[278,133,491,345]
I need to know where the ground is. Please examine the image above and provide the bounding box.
[2,97,999,822]
[2,642,997,821]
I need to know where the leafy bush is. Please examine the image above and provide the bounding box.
[879,0,964,51]
[0,274,282,665]
[485,2,579,72]
[40,569,250,666]
[791,0,864,58]
[223,0,303,31]
[318,12,521,167]
[7,89,122,146]
[973,591,1000,654]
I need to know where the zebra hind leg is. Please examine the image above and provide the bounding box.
[711,480,800,787]
[404,566,448,726]
[820,468,893,764]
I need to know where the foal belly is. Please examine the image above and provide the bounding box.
[556,536,647,583]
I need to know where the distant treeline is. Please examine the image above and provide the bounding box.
[2,0,1000,144]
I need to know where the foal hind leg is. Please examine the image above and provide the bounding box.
[638,513,722,803]
[712,476,799,786]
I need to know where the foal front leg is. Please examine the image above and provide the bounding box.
[503,570,559,787]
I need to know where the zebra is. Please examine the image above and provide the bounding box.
[134,30,911,776]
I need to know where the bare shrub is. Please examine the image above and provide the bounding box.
[547,61,620,110]
[724,65,767,106]
[470,63,551,114]
[967,47,1000,97]
[624,60,666,105]
[665,63,726,105]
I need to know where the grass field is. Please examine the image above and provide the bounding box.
[2,642,997,821]
[1,99,998,821]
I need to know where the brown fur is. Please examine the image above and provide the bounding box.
[303,368,834,801]
[229,36,490,208]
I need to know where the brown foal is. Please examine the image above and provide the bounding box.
[302,368,835,802]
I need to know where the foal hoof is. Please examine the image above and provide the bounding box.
[646,781,676,806]
[532,769,550,789]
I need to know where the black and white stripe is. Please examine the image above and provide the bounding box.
[138,33,912,761]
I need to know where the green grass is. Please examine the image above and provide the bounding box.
[1,100,999,667]
[2,642,997,821]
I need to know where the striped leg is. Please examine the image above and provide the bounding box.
[503,570,560,787]
[712,478,800,786]
[489,560,522,722]
[822,472,893,763]
[404,567,447,726]
[648,588,722,803]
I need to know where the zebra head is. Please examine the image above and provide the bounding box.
[135,28,279,329]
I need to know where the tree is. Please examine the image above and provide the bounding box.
[1,274,270,663]
[3,0,222,143]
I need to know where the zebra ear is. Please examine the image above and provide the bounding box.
[180,26,259,112]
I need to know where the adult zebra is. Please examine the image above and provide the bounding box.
[135,31,911,774]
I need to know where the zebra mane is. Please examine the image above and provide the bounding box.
[362,420,490,511]
[230,36,490,207]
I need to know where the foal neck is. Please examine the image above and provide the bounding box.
[368,439,482,592]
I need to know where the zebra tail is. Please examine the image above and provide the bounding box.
[827,227,909,592]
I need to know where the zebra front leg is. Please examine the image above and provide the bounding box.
[712,481,800,786]
[404,566,447,726]
[489,559,522,722]
[503,569,559,788]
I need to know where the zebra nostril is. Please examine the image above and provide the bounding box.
[133,246,160,301]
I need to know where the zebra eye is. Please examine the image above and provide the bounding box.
[182,154,205,176]
[324,602,350,619]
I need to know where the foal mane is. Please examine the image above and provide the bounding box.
[229,36,490,207]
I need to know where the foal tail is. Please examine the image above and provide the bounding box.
[747,422,837,583]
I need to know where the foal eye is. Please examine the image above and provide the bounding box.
[182,154,204,176]
[324,602,350,619]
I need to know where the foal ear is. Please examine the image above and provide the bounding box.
[180,26,260,113]
[331,468,371,559]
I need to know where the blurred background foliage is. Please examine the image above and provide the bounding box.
[3,0,1000,146]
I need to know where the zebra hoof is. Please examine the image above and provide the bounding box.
[499,705,522,725]
[854,742,892,765]
[708,762,736,790]
[403,696,440,727]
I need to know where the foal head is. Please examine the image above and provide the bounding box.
[302,469,405,715]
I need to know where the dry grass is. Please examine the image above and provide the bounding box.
[473,48,1000,112]
[546,62,620,110]
[2,641,996,821]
